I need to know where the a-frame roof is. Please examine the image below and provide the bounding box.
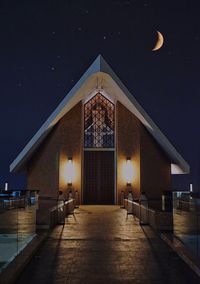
[10,55,189,174]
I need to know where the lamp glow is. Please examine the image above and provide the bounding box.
[126,158,132,185]
[66,157,73,185]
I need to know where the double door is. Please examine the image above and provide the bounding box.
[84,151,114,204]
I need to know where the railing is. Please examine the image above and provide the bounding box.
[173,191,200,261]
[123,196,173,231]
[36,195,77,229]
[0,189,78,273]
[0,190,39,273]
[123,191,200,261]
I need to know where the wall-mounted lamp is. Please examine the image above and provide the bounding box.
[66,157,73,186]
[126,157,132,186]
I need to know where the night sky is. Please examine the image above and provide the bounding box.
[1,0,200,192]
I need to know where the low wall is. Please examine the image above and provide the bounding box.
[36,199,75,229]
[124,199,173,231]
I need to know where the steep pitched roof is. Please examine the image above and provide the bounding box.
[10,55,189,174]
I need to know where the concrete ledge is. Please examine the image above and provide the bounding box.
[124,199,173,231]
[0,200,76,284]
[0,232,48,284]
[36,199,75,229]
[161,233,200,277]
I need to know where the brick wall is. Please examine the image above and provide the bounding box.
[27,102,82,199]
[117,102,171,204]
[27,125,60,198]
[140,125,171,201]
[117,102,141,201]
[59,102,82,198]
[27,99,171,205]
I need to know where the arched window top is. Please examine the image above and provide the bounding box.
[84,92,115,148]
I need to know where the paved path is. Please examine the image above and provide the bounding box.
[16,206,199,283]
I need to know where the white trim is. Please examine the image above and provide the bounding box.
[10,55,190,174]
[83,88,115,105]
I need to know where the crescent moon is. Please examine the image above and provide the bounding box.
[152,31,164,51]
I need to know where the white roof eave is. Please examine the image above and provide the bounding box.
[10,55,190,174]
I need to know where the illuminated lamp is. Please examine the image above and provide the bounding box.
[126,157,132,186]
[66,157,73,186]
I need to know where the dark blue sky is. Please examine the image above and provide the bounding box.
[0,0,200,191]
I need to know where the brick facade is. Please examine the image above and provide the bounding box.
[27,100,171,206]
[59,102,82,198]
[140,125,171,200]
[117,102,141,201]
[27,102,82,199]
[117,102,171,204]
[27,125,60,198]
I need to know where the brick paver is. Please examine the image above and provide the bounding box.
[16,206,199,283]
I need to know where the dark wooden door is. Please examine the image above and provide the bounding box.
[84,151,114,204]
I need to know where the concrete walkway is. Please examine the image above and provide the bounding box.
[16,206,199,283]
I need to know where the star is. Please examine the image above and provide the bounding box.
[82,9,89,15]
[51,66,55,71]
[103,35,107,40]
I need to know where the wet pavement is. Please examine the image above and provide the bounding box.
[16,206,199,283]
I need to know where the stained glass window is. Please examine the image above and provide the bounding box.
[84,92,115,148]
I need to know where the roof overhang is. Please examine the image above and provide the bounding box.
[10,55,190,174]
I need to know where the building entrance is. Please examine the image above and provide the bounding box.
[83,151,114,204]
